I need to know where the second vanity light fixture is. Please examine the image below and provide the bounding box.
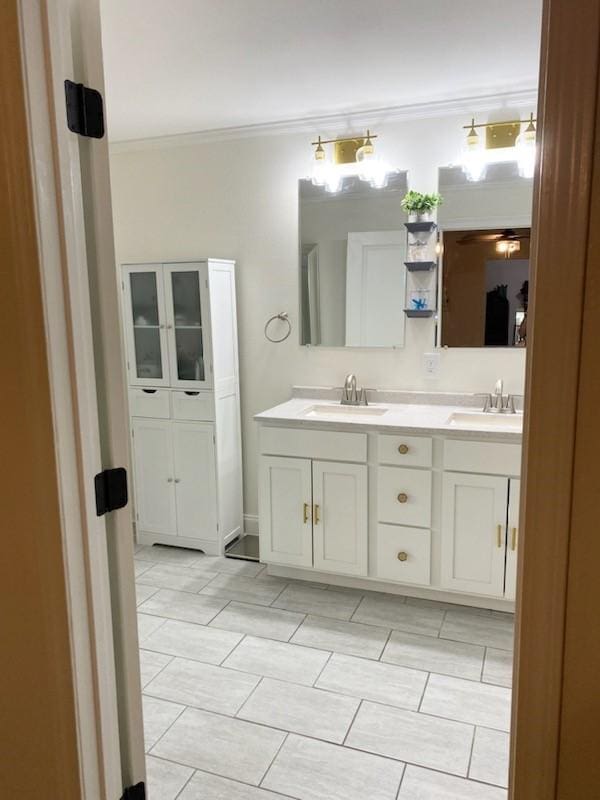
[311,130,391,193]
[462,113,537,182]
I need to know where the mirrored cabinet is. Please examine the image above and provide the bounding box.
[121,259,243,555]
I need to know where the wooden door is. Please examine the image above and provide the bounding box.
[312,461,368,576]
[441,472,508,596]
[131,418,177,536]
[172,422,218,542]
[259,456,313,567]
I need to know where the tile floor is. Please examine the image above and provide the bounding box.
[134,544,514,800]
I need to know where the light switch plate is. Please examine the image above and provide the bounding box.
[423,352,441,378]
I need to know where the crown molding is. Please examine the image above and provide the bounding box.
[109,87,538,154]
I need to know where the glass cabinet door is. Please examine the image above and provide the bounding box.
[124,266,170,386]
[164,263,212,388]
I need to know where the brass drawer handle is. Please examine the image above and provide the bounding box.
[303,503,310,524]
[511,526,518,551]
[397,492,408,504]
[397,551,408,562]
[398,444,409,455]
[314,504,320,525]
[497,524,503,548]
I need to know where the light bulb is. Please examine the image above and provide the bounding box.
[462,118,486,182]
[516,114,536,179]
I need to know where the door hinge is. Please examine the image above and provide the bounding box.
[64,79,105,139]
[94,467,128,516]
[121,782,145,800]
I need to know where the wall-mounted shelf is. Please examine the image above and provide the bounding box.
[404,308,437,318]
[405,261,437,272]
[404,221,437,234]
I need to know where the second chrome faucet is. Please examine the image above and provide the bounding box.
[341,373,369,406]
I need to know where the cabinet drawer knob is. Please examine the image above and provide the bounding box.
[397,492,408,504]
[397,551,408,562]
[167,477,173,483]
[398,444,409,455]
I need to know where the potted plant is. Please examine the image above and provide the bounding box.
[401,190,443,222]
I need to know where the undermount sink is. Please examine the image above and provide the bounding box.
[447,410,523,430]
[301,404,389,417]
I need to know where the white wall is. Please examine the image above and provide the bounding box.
[109,109,529,519]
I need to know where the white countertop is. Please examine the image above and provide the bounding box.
[255,398,523,442]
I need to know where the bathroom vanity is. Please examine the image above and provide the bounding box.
[256,390,522,610]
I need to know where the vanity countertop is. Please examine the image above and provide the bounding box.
[255,397,523,442]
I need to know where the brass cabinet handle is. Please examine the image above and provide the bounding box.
[313,504,320,525]
[303,503,310,524]
[167,477,173,483]
[497,524,503,548]
[397,551,408,562]
[397,492,408,504]
[398,444,409,455]
[511,526,518,551]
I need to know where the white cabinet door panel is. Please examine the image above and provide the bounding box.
[123,264,170,387]
[259,456,313,567]
[441,472,508,597]
[504,479,520,600]
[312,461,368,576]
[173,422,218,541]
[132,418,176,535]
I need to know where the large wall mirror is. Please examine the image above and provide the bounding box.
[299,171,408,347]
[438,163,533,348]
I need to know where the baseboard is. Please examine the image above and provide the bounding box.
[243,513,259,535]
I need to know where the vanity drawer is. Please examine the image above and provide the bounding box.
[378,466,432,528]
[375,524,431,586]
[171,390,215,421]
[129,388,171,419]
[444,439,521,476]
[378,434,432,468]
[259,426,367,462]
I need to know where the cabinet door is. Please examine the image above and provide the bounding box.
[259,456,313,567]
[504,479,520,600]
[441,472,508,597]
[123,264,170,387]
[163,263,213,389]
[172,422,218,542]
[312,461,368,576]
[131,418,177,535]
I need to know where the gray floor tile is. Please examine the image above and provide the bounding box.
[238,677,359,743]
[291,615,389,660]
[345,701,473,776]
[222,635,330,685]
[262,734,405,800]
[142,695,185,750]
[200,573,287,606]
[470,727,510,788]
[420,674,511,732]
[135,560,155,578]
[145,756,193,800]
[139,649,173,687]
[142,618,243,664]
[382,630,485,680]
[352,595,444,637]
[190,555,266,577]
[136,583,160,605]
[179,770,294,799]
[315,653,427,710]
[151,707,286,785]
[137,563,217,593]
[138,589,228,626]
[136,545,201,566]
[272,584,361,620]
[440,611,514,651]
[210,601,304,642]
[405,597,492,616]
[483,648,514,687]
[137,613,166,643]
[398,765,507,799]
[145,656,260,715]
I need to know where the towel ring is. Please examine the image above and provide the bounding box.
[264,312,292,343]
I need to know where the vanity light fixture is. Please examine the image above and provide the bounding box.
[461,114,537,182]
[310,130,391,193]
[496,238,521,257]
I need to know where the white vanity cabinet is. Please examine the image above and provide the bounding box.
[122,259,242,555]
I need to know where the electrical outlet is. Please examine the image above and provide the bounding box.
[423,352,441,378]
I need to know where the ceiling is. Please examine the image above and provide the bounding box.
[100,0,543,142]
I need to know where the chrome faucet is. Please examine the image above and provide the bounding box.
[482,378,516,414]
[341,374,368,406]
